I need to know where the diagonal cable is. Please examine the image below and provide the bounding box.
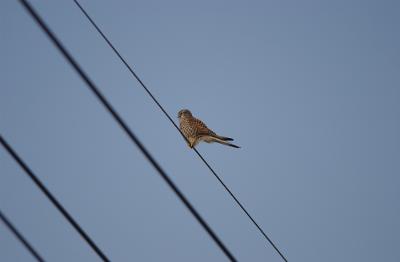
[0,209,45,262]
[0,135,110,262]
[18,1,237,261]
[73,1,288,261]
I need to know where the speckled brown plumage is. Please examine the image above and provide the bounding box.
[177,109,240,148]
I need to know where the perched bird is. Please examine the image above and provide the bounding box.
[178,109,240,149]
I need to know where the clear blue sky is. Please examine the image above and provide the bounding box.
[1,0,399,261]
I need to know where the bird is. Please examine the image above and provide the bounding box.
[178,109,240,149]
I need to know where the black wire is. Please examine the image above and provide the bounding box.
[0,135,110,262]
[0,209,45,262]
[17,1,237,261]
[73,1,288,261]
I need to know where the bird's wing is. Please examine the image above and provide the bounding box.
[192,118,216,136]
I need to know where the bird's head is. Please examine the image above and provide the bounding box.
[177,109,192,119]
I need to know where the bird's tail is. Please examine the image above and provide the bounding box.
[217,135,234,141]
[208,135,240,148]
[221,141,241,148]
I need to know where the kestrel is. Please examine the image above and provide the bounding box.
[178,109,240,149]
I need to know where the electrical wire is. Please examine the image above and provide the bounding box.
[0,135,110,262]
[0,209,45,262]
[72,1,288,261]
[18,1,237,261]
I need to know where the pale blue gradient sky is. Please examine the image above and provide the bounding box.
[1,0,399,261]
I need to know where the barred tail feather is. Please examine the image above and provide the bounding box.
[201,136,240,148]
[224,142,240,148]
[218,135,234,141]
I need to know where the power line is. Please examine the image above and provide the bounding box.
[72,1,288,261]
[0,209,45,262]
[18,1,237,261]
[0,135,110,262]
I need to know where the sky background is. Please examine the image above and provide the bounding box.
[1,0,400,261]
